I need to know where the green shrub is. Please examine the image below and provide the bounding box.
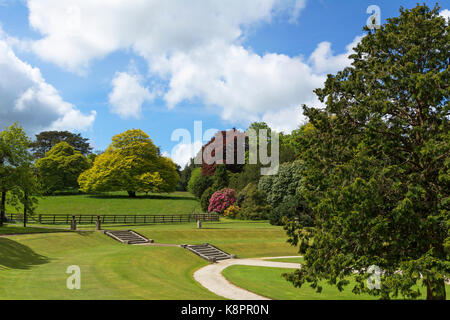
[200,187,215,212]
[187,168,213,198]
[238,184,271,220]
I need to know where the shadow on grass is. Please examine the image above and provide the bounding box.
[0,238,50,270]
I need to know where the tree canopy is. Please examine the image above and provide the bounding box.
[30,131,93,158]
[78,129,180,197]
[0,123,36,225]
[284,4,449,300]
[36,141,90,194]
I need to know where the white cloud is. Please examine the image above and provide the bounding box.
[440,9,450,21]
[0,29,96,133]
[151,41,325,132]
[108,70,154,119]
[308,35,362,75]
[168,140,203,168]
[23,0,360,133]
[26,0,287,73]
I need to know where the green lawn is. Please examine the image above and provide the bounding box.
[0,220,299,299]
[222,265,450,300]
[0,232,220,300]
[110,219,300,258]
[6,191,201,215]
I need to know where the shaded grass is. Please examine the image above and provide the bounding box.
[222,265,450,300]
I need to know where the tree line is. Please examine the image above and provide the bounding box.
[0,127,181,226]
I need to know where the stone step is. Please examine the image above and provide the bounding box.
[182,244,234,263]
[105,230,153,245]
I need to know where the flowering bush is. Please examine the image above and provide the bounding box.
[224,205,240,219]
[208,188,236,214]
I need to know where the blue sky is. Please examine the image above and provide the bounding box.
[0,0,448,166]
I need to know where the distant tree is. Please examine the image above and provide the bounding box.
[78,129,179,197]
[36,142,90,194]
[30,131,93,158]
[284,5,450,300]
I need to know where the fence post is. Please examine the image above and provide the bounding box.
[71,215,77,231]
[96,216,101,231]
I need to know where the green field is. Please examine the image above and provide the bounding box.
[0,231,220,300]
[0,220,299,299]
[6,192,202,215]
[222,265,450,300]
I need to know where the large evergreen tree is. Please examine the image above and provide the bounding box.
[284,5,449,300]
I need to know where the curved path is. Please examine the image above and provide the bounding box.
[193,257,302,300]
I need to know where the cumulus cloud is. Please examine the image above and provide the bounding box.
[108,70,154,119]
[168,141,203,168]
[26,0,284,73]
[440,9,450,21]
[23,0,359,132]
[150,41,325,132]
[0,30,96,133]
[308,35,363,75]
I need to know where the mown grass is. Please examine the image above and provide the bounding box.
[108,219,300,258]
[222,265,450,300]
[0,232,220,300]
[6,191,201,215]
[0,225,68,236]
[0,220,300,299]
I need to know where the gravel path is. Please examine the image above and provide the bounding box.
[193,257,302,300]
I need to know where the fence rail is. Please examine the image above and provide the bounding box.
[7,213,219,225]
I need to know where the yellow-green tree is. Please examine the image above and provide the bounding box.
[78,129,180,197]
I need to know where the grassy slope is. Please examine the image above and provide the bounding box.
[0,232,220,300]
[222,265,450,300]
[0,221,298,299]
[6,192,201,215]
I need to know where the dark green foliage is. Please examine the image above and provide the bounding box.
[212,165,229,190]
[270,195,313,226]
[191,175,213,199]
[200,187,215,212]
[284,5,450,300]
[30,131,93,158]
[238,184,271,220]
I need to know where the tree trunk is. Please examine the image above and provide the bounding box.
[0,190,6,227]
[426,279,446,300]
[127,191,137,198]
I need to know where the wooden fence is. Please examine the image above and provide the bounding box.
[7,213,219,225]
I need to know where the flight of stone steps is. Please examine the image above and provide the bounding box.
[182,243,235,263]
[104,230,153,245]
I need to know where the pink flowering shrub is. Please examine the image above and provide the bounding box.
[208,188,236,214]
